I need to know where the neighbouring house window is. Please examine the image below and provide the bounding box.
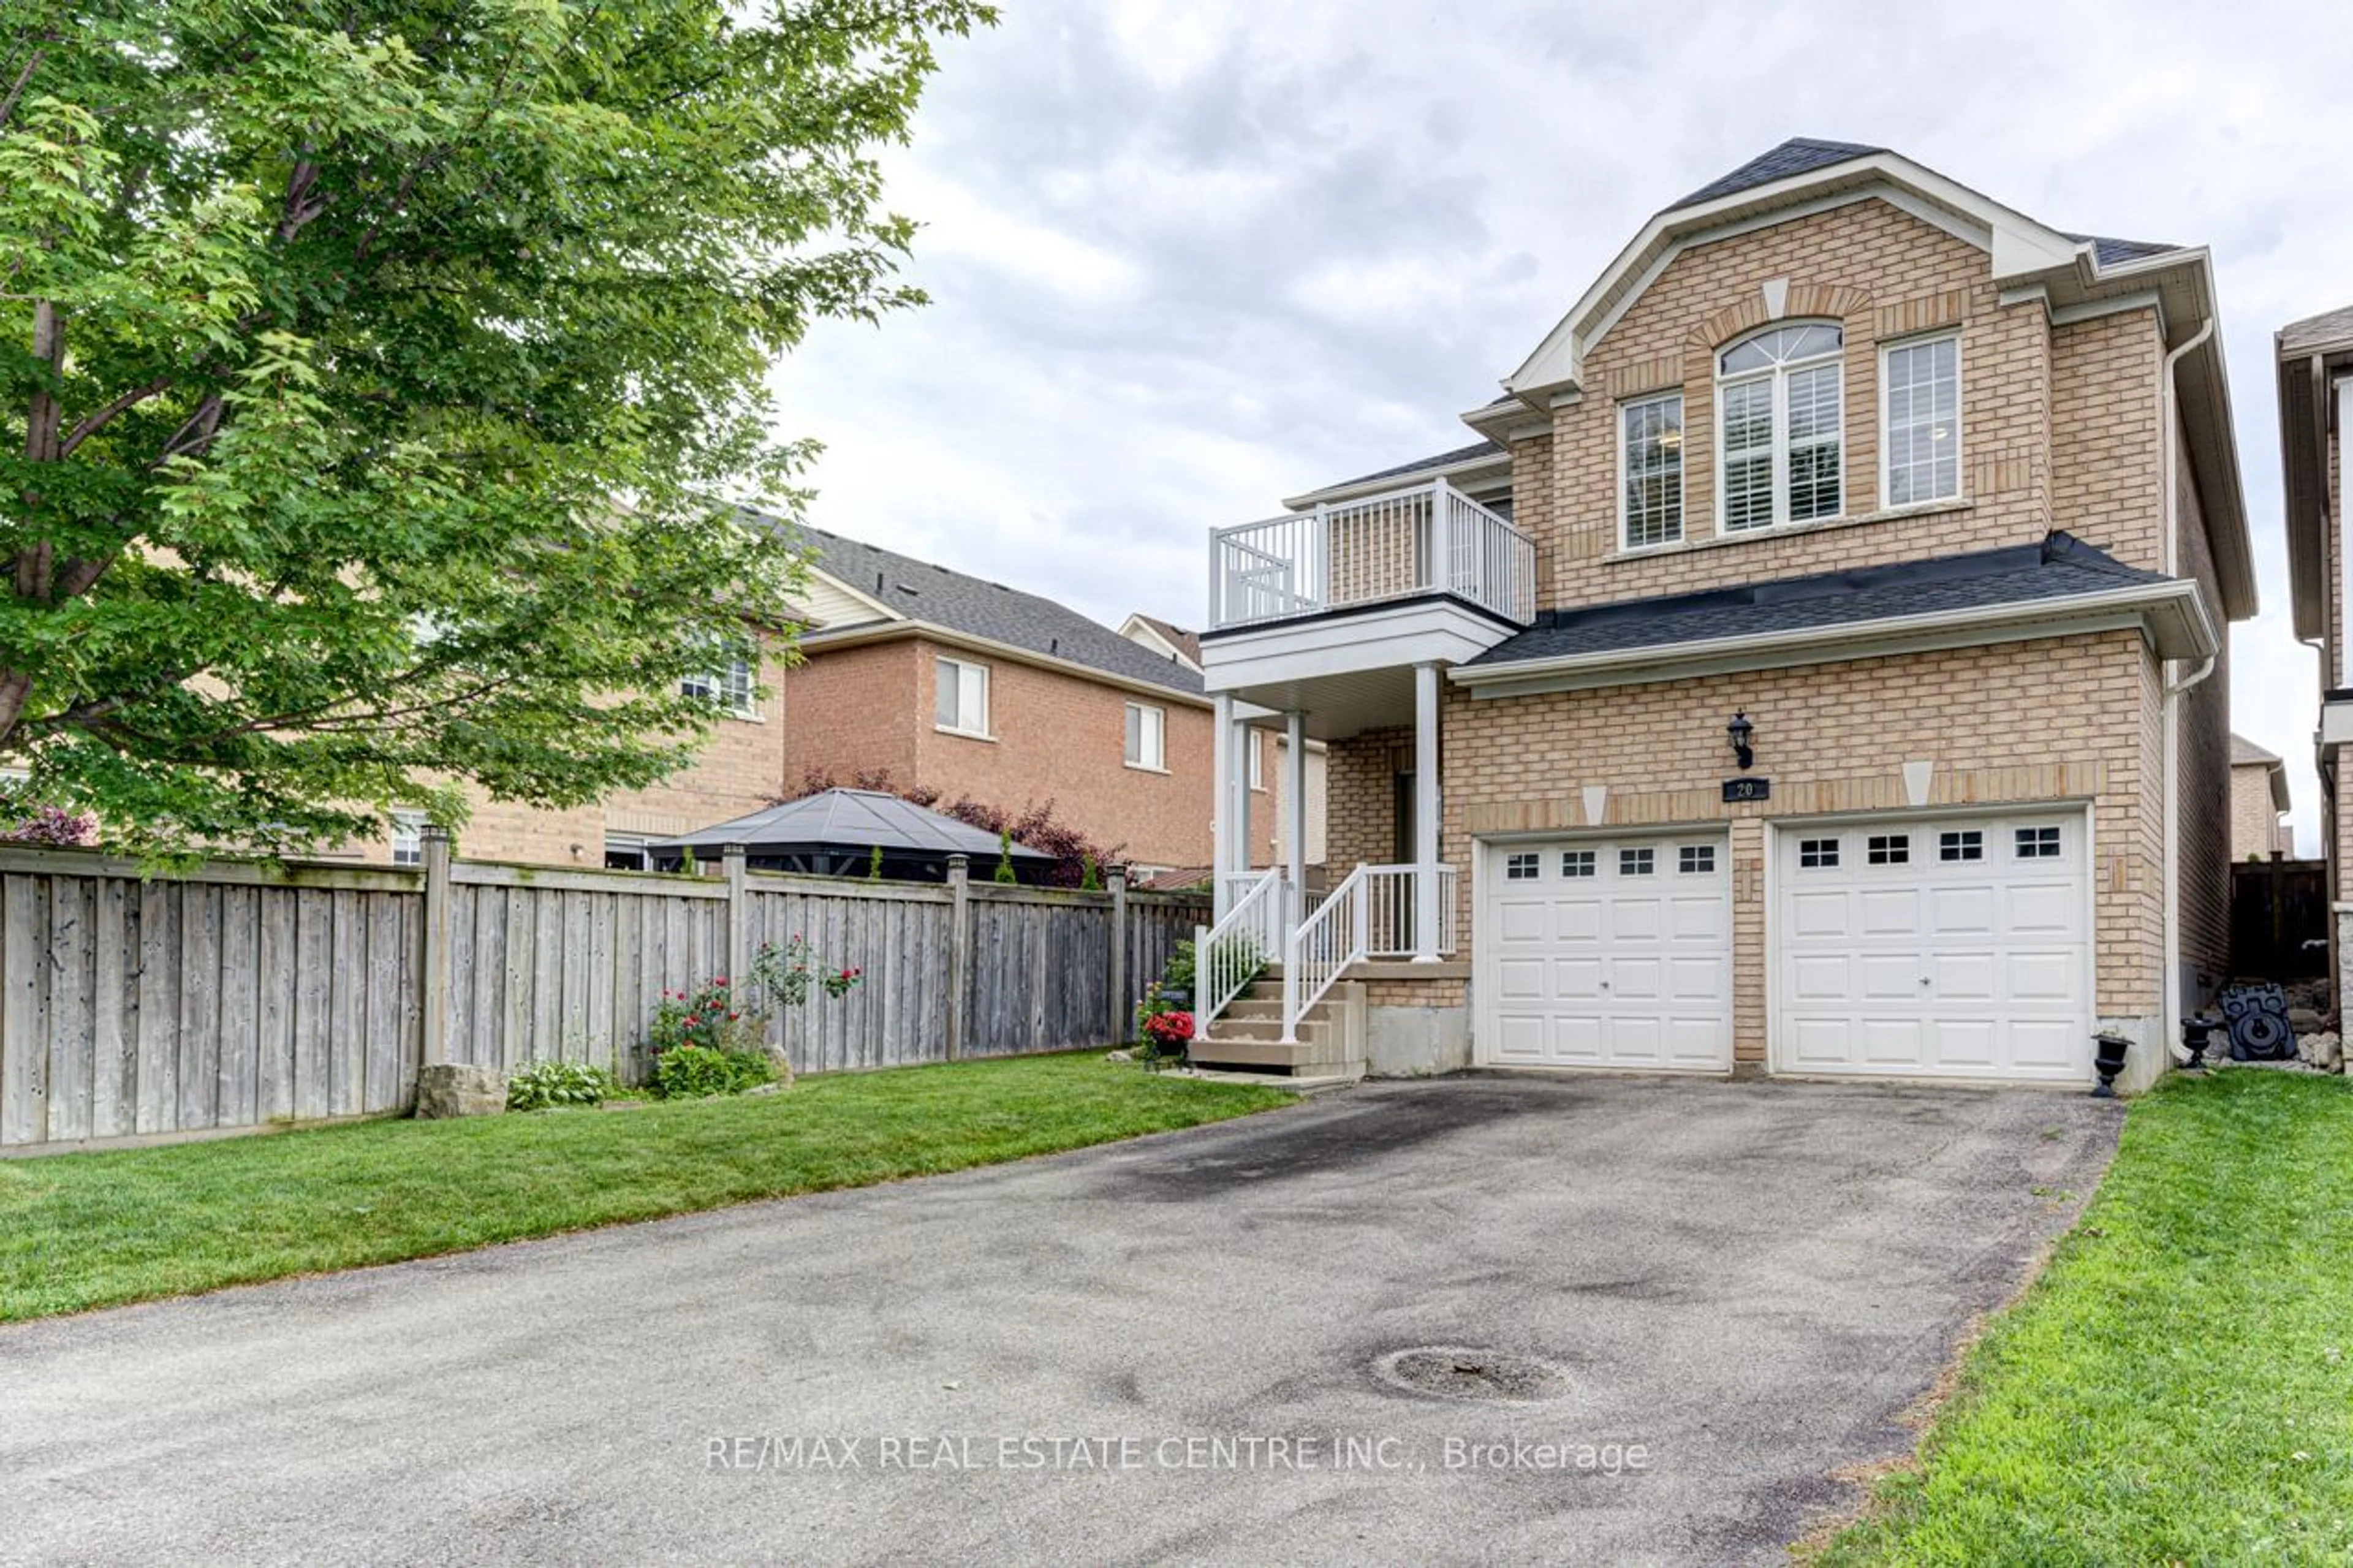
[1798,837,1840,869]
[934,656,988,735]
[1719,322,1844,531]
[1678,844,1716,874]
[1882,335,1960,506]
[682,653,756,718]
[1506,852,1540,881]
[1620,847,1655,877]
[1561,850,1596,878]
[1939,830,1984,862]
[390,810,425,868]
[1248,732,1266,791]
[1620,393,1685,548]
[1867,833,1910,866]
[1125,702,1167,771]
[605,833,650,871]
[2015,825,2061,860]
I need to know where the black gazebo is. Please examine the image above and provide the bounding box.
[647,789,1055,884]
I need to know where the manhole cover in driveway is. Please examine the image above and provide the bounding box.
[1371,1346,1571,1403]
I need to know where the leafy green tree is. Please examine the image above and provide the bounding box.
[0,0,992,853]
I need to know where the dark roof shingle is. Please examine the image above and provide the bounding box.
[748,514,1204,697]
[1326,439,1506,493]
[1669,138,1885,210]
[1468,532,2168,668]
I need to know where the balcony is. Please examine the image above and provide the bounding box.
[1208,477,1536,632]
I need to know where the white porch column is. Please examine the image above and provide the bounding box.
[1211,691,1235,923]
[1413,660,1442,962]
[1283,711,1307,901]
[1232,714,1255,882]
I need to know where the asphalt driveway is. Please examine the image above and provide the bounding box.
[0,1074,2118,1566]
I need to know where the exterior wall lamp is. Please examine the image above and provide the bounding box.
[1727,711,1755,771]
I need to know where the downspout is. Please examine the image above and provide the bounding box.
[2159,315,2217,1068]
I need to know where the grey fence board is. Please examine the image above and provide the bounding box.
[2,848,1188,1151]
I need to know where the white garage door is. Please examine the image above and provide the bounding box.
[1773,812,2092,1083]
[1480,834,1732,1071]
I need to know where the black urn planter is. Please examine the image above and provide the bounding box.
[2091,1031,2133,1098]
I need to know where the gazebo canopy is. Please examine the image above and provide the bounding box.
[648,789,1053,881]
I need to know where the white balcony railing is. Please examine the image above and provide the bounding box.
[1210,477,1536,632]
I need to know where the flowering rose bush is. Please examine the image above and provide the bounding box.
[751,934,865,1007]
[1142,1010,1194,1048]
[648,977,763,1058]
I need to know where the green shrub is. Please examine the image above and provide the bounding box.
[652,1045,776,1100]
[506,1061,622,1112]
[994,828,1018,884]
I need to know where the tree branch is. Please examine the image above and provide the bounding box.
[0,45,43,133]
[60,376,172,457]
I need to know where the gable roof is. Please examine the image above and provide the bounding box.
[751,514,1204,698]
[1669,138,1888,210]
[1123,613,1203,668]
[2276,304,2353,643]
[1453,532,2213,692]
[2231,733,2283,767]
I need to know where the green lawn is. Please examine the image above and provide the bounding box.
[0,1052,1291,1324]
[1816,1070,2353,1564]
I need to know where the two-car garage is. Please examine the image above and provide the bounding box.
[1476,810,2094,1085]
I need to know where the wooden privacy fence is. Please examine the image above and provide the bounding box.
[0,837,1211,1153]
[2229,856,2328,980]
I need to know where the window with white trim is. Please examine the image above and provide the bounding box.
[1619,393,1684,548]
[682,653,756,718]
[934,657,988,735]
[1619,847,1655,876]
[1505,852,1540,881]
[1798,837,1840,869]
[1678,844,1716,874]
[1718,322,1844,531]
[1867,833,1910,866]
[1561,850,1596,878]
[1124,702,1166,771]
[1882,334,1960,506]
[390,809,425,868]
[1939,830,1983,862]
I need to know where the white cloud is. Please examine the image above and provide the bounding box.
[768,0,2353,852]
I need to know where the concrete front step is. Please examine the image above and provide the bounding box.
[1186,1034,1363,1077]
[1207,1013,1338,1047]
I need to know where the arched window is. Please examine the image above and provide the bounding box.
[1717,322,1844,531]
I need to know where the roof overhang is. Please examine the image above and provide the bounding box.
[1282,448,1514,511]
[2278,323,2353,644]
[798,619,1210,708]
[1471,148,2253,622]
[1449,579,2218,699]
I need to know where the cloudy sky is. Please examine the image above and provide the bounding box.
[767,0,2353,852]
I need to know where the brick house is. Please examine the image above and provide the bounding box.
[1192,140,2251,1092]
[363,523,1243,876]
[2227,735,2292,862]
[2278,305,2353,1001]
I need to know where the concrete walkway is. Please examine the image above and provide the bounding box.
[0,1075,2119,1566]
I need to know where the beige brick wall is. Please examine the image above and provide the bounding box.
[2172,415,2232,993]
[2230,765,2289,860]
[1525,200,2082,609]
[1325,632,2162,1061]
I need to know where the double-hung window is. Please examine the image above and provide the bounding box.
[390,809,426,868]
[1125,702,1166,771]
[682,651,756,718]
[935,656,989,736]
[1619,393,1684,548]
[1882,334,1961,506]
[1718,322,1844,531]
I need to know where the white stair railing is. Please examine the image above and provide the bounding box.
[1283,864,1461,1040]
[1194,867,1285,1027]
[1281,865,1368,1041]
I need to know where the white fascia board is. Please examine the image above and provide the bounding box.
[1450,581,2216,699]
[801,620,1212,708]
[2321,695,2353,750]
[1201,599,1516,694]
[1506,153,2066,398]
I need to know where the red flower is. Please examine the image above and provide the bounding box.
[714,975,728,986]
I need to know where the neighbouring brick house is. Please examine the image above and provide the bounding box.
[2228,734,2292,862]
[1191,140,2251,1092]
[2278,304,2353,1006]
[353,522,1243,876]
